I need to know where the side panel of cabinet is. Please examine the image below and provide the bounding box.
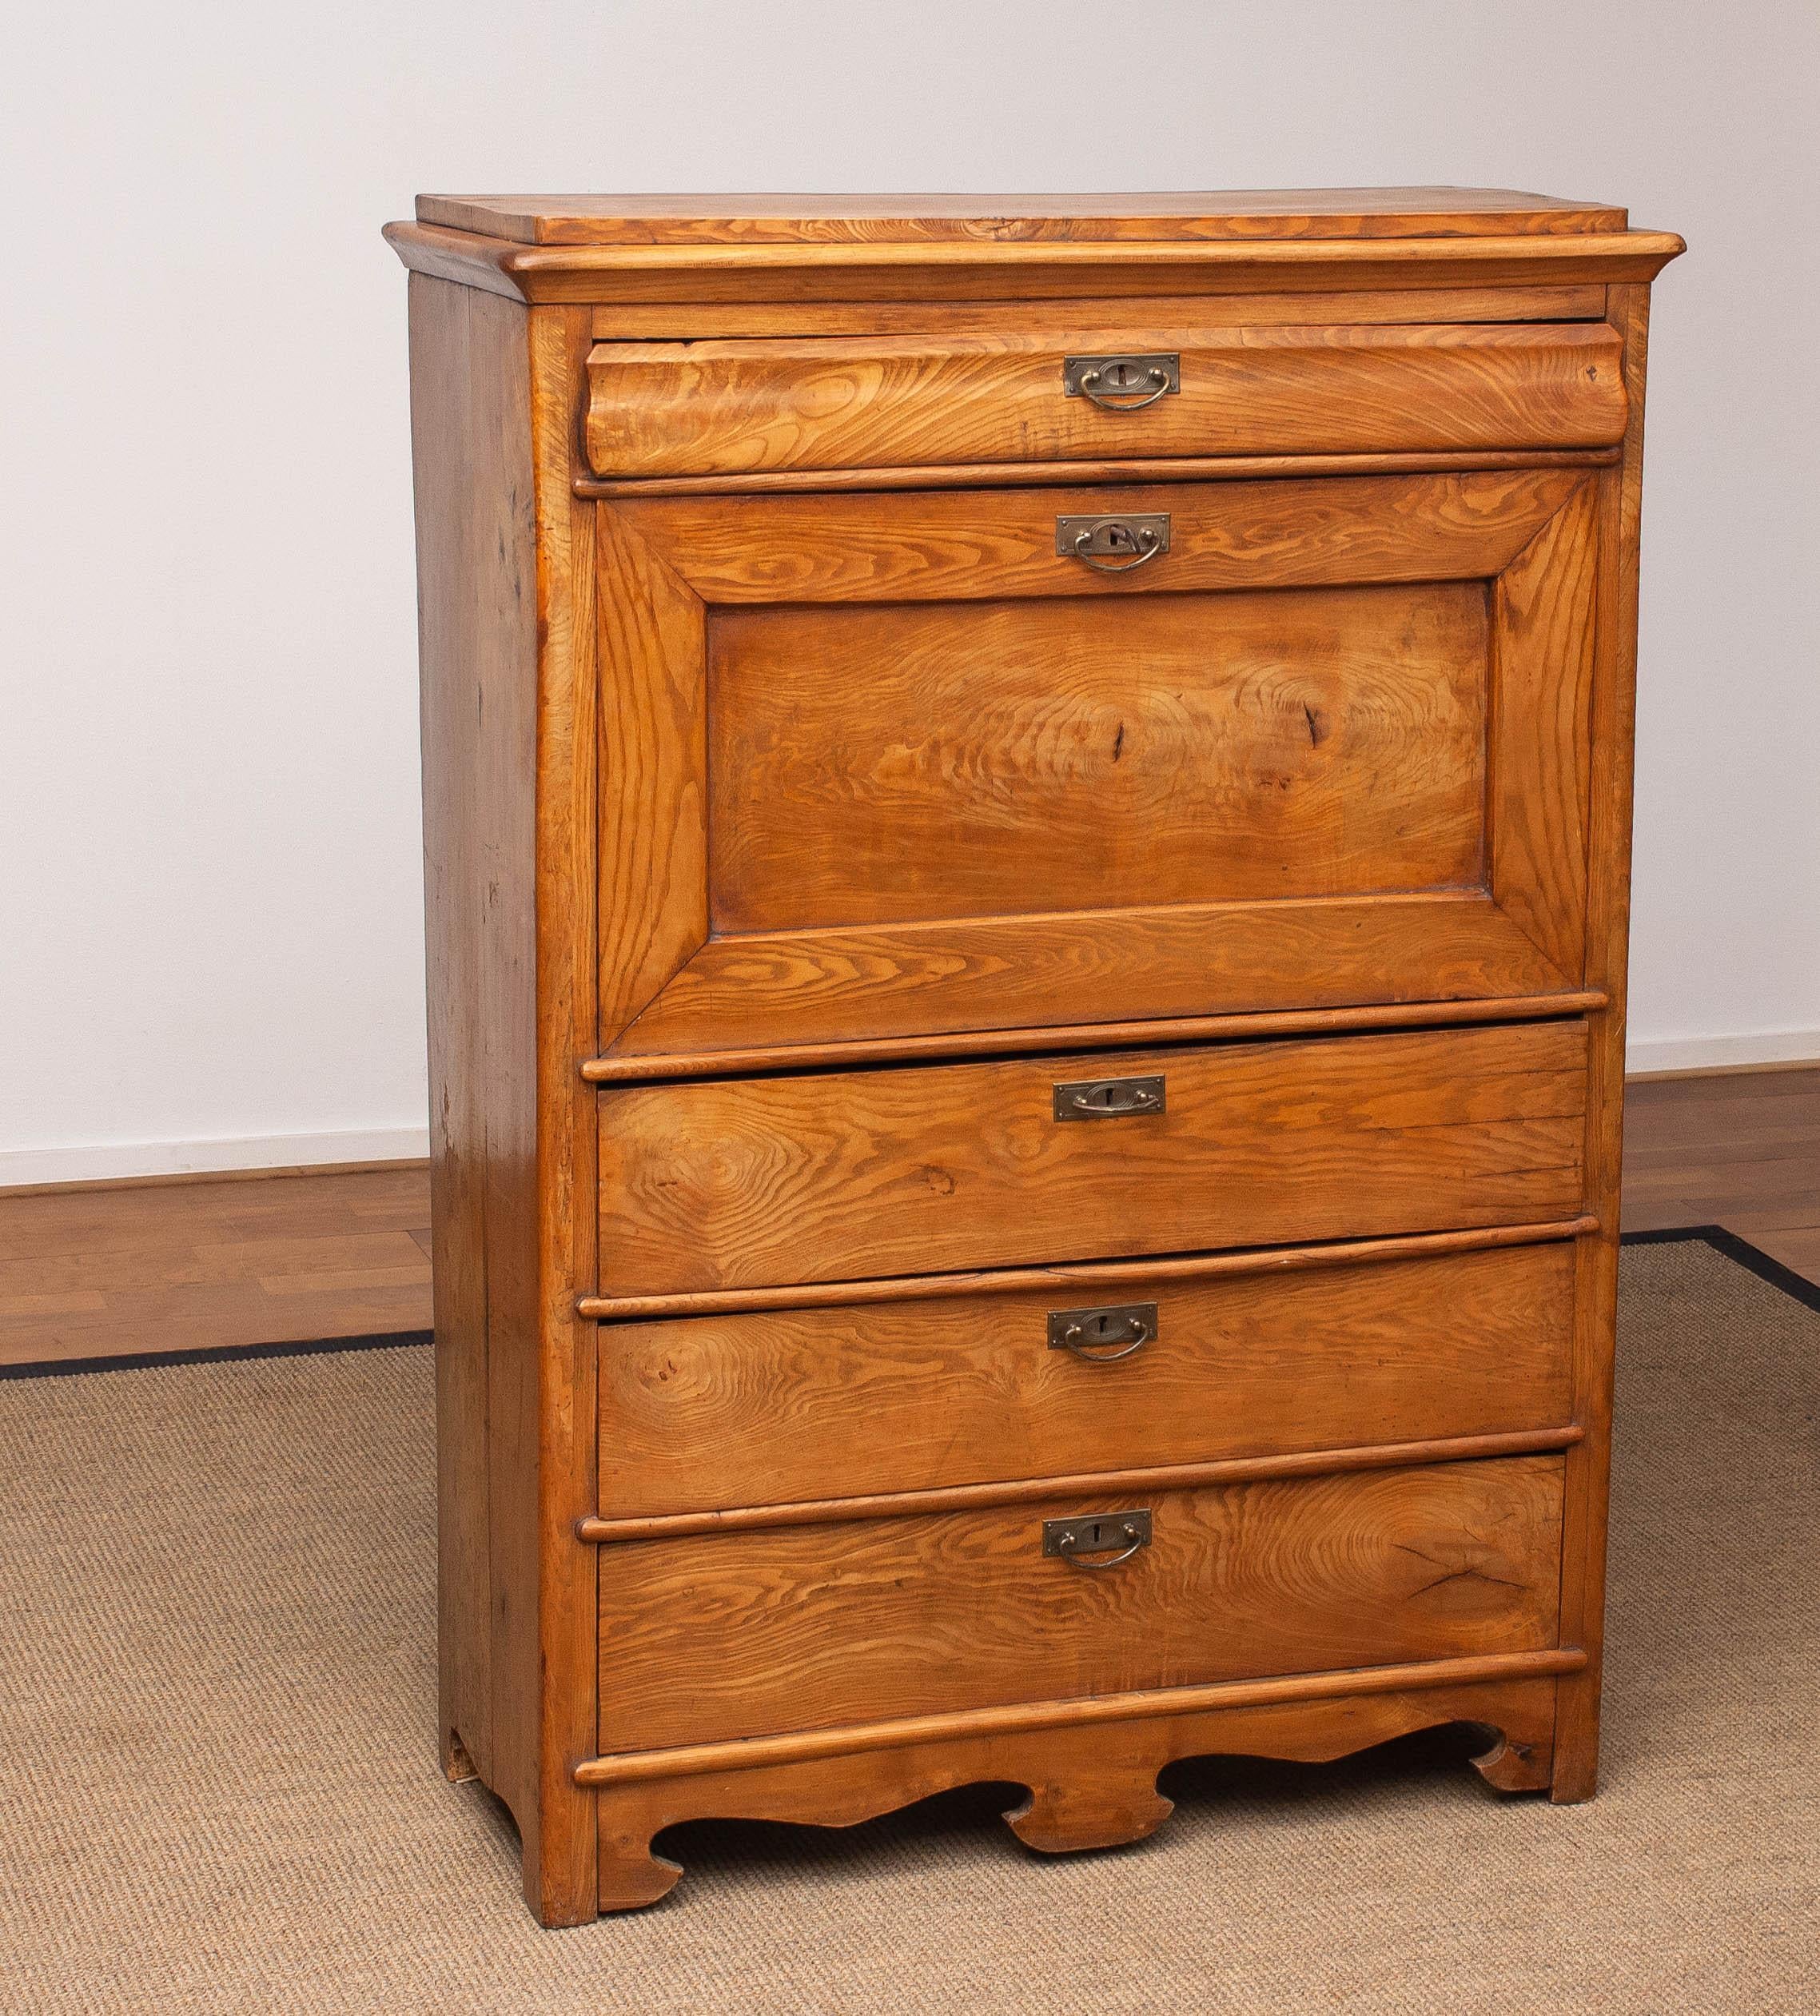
[408,278,603,1926]
[408,276,543,1846]
[1552,281,1655,1803]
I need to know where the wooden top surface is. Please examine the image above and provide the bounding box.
[414,188,1627,249]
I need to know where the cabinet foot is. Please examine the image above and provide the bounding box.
[597,1831,683,1914]
[1549,1755,1598,1803]
[1468,1726,1553,1794]
[1003,1772,1174,1854]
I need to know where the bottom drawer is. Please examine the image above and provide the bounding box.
[598,1456,1564,1753]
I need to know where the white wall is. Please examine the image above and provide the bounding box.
[3,0,1816,1183]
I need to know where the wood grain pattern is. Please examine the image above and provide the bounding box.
[591,508,707,1042]
[623,465,1579,604]
[587,1667,1567,1906]
[597,469,1596,1060]
[1490,476,1599,978]
[384,221,1685,311]
[585,322,1626,479]
[581,993,1608,1086]
[580,1429,1583,1544]
[611,898,1574,1060]
[597,1456,1564,1751]
[424,188,1628,248]
[405,276,541,1844]
[584,284,1610,343]
[387,189,1683,1920]
[597,1021,1589,1294]
[524,305,605,1923]
[407,285,604,1925]
[1552,281,1655,1805]
[592,1669,1555,1902]
[707,583,1487,933]
[577,1217,1598,1322]
[576,448,1619,501]
[583,1654,1576,1787]
[597,1241,1575,1516]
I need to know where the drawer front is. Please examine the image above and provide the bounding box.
[595,468,1600,1060]
[599,1241,1576,1516]
[598,1456,1565,1751]
[597,1020,1587,1295]
[584,321,1626,479]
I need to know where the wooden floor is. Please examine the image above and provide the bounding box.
[1619,1066,1820,1280]
[1,1068,1815,1369]
[0,1164,432,1368]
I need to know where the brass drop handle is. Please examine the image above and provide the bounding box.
[1076,526,1162,574]
[1078,365,1170,409]
[1042,1509,1154,1570]
[1055,513,1172,577]
[1047,1301,1157,1362]
[1062,352,1181,410]
[1052,1074,1166,1121]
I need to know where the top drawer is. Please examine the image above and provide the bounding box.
[583,321,1627,480]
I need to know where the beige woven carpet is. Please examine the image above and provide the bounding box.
[2,1235,1815,2014]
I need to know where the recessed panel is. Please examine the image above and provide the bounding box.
[595,469,1597,1057]
[707,583,1487,934]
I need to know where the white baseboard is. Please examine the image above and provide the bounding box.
[0,1127,432,1189]
[1624,1029,1820,1076]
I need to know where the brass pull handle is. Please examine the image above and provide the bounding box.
[1075,527,1162,574]
[1042,1510,1153,1569]
[1055,513,1171,576]
[1063,353,1181,409]
[1052,1074,1165,1121]
[1048,1302,1157,1362]
[1079,365,1171,410]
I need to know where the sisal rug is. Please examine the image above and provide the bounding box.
[2,1233,1815,2014]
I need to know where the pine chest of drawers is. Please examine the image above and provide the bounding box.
[385,189,1682,1923]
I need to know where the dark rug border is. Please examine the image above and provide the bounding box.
[0,1328,432,1384]
[1620,1222,1820,1314]
[2,1225,1814,1384]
